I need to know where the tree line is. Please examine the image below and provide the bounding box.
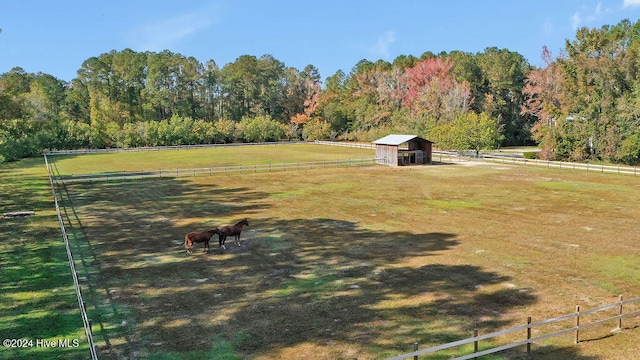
[1,18,640,164]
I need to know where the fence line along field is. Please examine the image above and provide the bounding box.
[47,143,375,176]
[0,158,90,360]
[47,145,640,359]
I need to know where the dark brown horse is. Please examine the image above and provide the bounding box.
[184,228,220,253]
[219,218,249,249]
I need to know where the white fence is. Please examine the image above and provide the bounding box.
[313,140,376,149]
[387,295,640,360]
[481,154,640,176]
[44,141,308,156]
[43,154,99,359]
[53,158,379,183]
[429,152,640,176]
[44,141,640,177]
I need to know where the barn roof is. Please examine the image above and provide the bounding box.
[373,134,430,146]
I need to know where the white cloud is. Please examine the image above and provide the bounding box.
[368,31,396,59]
[623,0,640,7]
[571,2,611,30]
[543,18,554,34]
[128,3,222,51]
[571,12,582,30]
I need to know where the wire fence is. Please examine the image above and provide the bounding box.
[43,154,99,359]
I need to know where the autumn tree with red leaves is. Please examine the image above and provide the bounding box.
[402,57,473,124]
[521,46,565,159]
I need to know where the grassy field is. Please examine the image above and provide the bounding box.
[0,158,89,360]
[5,144,640,359]
[48,144,375,175]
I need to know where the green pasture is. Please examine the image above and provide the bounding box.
[0,158,88,360]
[4,145,640,359]
[47,144,375,175]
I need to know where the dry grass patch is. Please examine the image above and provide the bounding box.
[51,151,640,359]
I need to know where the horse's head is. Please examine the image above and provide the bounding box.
[241,218,249,227]
[210,227,221,235]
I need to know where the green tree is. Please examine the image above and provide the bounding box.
[0,67,32,120]
[23,73,65,122]
[214,119,236,143]
[302,119,331,141]
[476,47,532,146]
[237,115,286,142]
[457,112,503,156]
[317,70,350,135]
[619,132,640,165]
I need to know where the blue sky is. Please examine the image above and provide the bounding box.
[1,0,640,82]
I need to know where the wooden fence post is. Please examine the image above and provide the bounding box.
[618,295,624,330]
[413,342,418,360]
[575,305,581,344]
[474,328,479,359]
[527,316,532,354]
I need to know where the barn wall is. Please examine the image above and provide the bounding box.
[375,137,433,166]
[408,139,433,164]
[375,145,398,166]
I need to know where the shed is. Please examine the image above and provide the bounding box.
[373,134,433,166]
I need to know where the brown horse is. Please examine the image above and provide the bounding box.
[184,228,220,253]
[218,218,249,249]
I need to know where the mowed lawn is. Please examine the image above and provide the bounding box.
[46,145,640,359]
[0,158,89,360]
[48,144,375,175]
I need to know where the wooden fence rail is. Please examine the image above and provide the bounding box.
[52,158,379,183]
[387,295,640,360]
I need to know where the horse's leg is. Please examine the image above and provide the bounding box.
[219,233,226,250]
[204,239,209,253]
[236,234,241,247]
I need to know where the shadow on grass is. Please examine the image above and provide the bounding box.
[55,177,272,359]
[0,161,88,360]
[56,176,603,360]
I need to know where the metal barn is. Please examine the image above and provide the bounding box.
[373,135,433,166]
